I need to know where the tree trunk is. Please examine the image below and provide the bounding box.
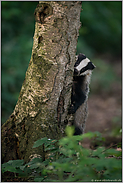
[2,1,82,163]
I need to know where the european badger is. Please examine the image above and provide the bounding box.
[68,53,95,135]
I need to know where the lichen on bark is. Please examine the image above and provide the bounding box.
[2,1,82,163]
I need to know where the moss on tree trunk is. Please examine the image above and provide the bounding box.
[2,1,82,163]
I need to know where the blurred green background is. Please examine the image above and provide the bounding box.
[1,1,122,139]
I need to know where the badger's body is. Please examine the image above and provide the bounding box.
[68,53,95,135]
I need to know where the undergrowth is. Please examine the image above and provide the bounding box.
[2,127,122,182]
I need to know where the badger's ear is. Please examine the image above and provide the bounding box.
[88,62,96,70]
[78,53,86,62]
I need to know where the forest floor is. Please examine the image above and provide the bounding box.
[82,94,121,149]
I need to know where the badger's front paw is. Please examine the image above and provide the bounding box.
[68,104,75,114]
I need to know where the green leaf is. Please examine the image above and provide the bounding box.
[65,126,75,136]
[59,135,83,146]
[2,159,24,167]
[105,148,122,157]
[33,137,48,148]
[59,137,70,146]
[81,131,103,140]
[45,145,57,151]
[33,137,57,148]
[28,157,42,165]
[27,157,43,169]
[29,162,42,169]
[34,177,44,182]
[45,139,58,147]
[2,165,16,173]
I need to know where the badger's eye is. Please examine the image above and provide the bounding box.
[74,68,79,76]
[80,68,84,72]
[74,62,79,67]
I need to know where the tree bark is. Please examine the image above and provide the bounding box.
[2,1,82,163]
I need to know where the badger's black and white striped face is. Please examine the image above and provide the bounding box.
[74,53,95,76]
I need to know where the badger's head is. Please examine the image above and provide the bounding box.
[74,53,96,76]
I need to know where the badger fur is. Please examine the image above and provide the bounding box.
[68,53,95,135]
